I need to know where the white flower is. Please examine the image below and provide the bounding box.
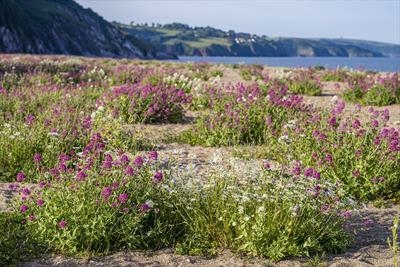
[145,200,154,208]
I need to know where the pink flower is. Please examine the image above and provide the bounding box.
[101,186,112,201]
[20,204,28,213]
[133,156,144,168]
[37,198,44,207]
[21,187,31,196]
[118,193,129,204]
[124,166,135,176]
[58,220,67,229]
[153,171,163,183]
[16,172,26,182]
[75,171,87,181]
[149,151,158,161]
[33,153,42,164]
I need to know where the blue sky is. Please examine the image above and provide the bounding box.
[75,0,400,44]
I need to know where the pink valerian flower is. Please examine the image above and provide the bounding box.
[331,101,345,115]
[133,156,144,168]
[16,172,26,182]
[119,154,130,165]
[352,169,360,177]
[153,171,163,183]
[20,204,29,213]
[82,116,92,129]
[124,166,135,176]
[292,165,301,176]
[370,119,379,128]
[101,186,112,202]
[304,168,320,180]
[320,204,330,213]
[118,193,129,204]
[25,114,35,125]
[112,181,119,190]
[263,161,271,170]
[139,200,154,213]
[58,220,67,229]
[33,153,42,164]
[75,171,87,181]
[265,115,273,127]
[352,119,361,129]
[149,151,158,161]
[28,214,36,221]
[21,187,31,196]
[37,198,44,207]
[363,219,374,228]
[328,116,337,127]
[325,153,333,164]
[341,210,352,219]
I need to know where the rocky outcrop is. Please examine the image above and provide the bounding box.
[0,0,172,59]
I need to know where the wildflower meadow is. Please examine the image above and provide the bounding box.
[0,55,399,265]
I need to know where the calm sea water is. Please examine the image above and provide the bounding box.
[177,56,400,72]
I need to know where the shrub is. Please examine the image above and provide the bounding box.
[107,83,192,123]
[13,134,182,255]
[172,157,352,260]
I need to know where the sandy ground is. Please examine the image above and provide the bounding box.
[1,65,399,266]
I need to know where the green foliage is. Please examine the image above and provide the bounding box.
[173,165,351,261]
[288,80,322,96]
[0,212,39,266]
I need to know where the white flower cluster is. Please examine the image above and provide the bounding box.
[163,73,202,93]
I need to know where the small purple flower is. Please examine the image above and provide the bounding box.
[149,151,158,161]
[304,168,314,177]
[352,119,361,129]
[101,186,112,201]
[112,181,119,189]
[313,171,321,180]
[119,154,130,165]
[292,165,301,176]
[58,220,67,229]
[325,153,333,164]
[21,187,31,196]
[363,219,374,228]
[379,176,385,183]
[153,171,163,183]
[75,171,87,181]
[33,153,42,164]
[328,116,337,127]
[371,177,378,184]
[20,204,29,213]
[352,169,360,177]
[133,156,144,168]
[263,161,271,170]
[341,210,352,219]
[37,198,44,207]
[102,160,112,170]
[25,114,35,125]
[118,193,129,204]
[124,166,135,176]
[16,172,26,182]
[370,119,379,128]
[28,214,36,221]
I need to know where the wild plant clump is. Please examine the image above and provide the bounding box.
[343,73,400,106]
[9,137,353,261]
[107,83,192,123]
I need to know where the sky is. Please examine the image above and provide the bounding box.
[75,0,400,44]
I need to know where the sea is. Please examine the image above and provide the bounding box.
[176,56,400,72]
